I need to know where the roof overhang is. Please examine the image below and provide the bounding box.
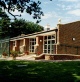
[10,29,57,41]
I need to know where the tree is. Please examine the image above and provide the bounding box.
[0,7,43,39]
[0,8,10,39]
[0,0,44,23]
[10,19,44,38]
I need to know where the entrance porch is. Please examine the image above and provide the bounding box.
[10,30,56,56]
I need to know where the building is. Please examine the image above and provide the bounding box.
[10,21,80,60]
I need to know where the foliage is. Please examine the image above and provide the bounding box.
[2,52,8,56]
[0,8,10,39]
[10,51,18,57]
[24,51,29,55]
[0,8,9,18]
[0,17,43,38]
[7,19,44,38]
[0,61,80,82]
[0,0,44,23]
[0,1,44,39]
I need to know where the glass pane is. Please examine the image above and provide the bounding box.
[32,49,34,52]
[44,45,47,49]
[48,41,50,44]
[52,40,55,44]
[52,35,55,39]
[44,41,47,44]
[30,50,31,52]
[48,45,50,49]
[51,45,53,49]
[44,36,47,40]
[51,50,54,54]
[32,39,34,41]
[32,46,34,49]
[48,35,51,39]
[44,50,47,53]
[32,42,34,45]
[48,50,50,53]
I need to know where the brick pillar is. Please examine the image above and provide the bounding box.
[15,40,20,51]
[25,38,29,51]
[35,36,43,55]
[57,24,60,45]
[34,36,39,54]
[13,41,17,51]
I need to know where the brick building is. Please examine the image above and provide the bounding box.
[10,21,80,60]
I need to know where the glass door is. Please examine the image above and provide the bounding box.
[43,35,55,54]
[29,38,36,53]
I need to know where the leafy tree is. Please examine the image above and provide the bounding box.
[0,8,10,39]
[0,7,43,39]
[10,19,44,37]
[0,0,44,23]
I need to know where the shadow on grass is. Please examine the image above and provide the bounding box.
[0,61,80,82]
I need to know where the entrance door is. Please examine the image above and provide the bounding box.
[43,35,55,54]
[29,38,36,53]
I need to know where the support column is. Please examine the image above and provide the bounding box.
[13,40,17,51]
[34,36,39,54]
[57,24,60,45]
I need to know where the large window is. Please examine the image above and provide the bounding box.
[43,35,55,54]
[29,38,36,53]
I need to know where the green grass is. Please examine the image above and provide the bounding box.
[0,61,80,82]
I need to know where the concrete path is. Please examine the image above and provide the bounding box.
[0,54,36,61]
[0,54,80,62]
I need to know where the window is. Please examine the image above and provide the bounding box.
[29,38,36,53]
[43,35,55,54]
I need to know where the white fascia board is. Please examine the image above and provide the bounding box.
[10,31,56,41]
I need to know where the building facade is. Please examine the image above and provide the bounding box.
[10,21,80,56]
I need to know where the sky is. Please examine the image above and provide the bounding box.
[8,0,80,29]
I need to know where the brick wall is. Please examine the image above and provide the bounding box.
[10,41,13,51]
[57,21,80,55]
[25,38,29,51]
[37,36,43,55]
[10,38,29,53]
[15,40,20,51]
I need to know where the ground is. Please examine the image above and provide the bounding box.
[0,60,80,82]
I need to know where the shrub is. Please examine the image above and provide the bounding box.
[2,52,8,56]
[10,51,18,58]
[24,51,29,55]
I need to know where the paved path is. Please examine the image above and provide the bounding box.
[0,54,36,61]
[0,55,80,62]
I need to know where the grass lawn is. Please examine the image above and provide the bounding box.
[0,60,80,82]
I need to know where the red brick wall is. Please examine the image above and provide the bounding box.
[10,41,13,51]
[37,36,43,55]
[15,40,20,51]
[54,55,80,60]
[25,38,29,51]
[10,38,29,53]
[57,21,80,54]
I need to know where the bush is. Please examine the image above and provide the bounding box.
[24,51,29,55]
[2,52,8,56]
[10,51,18,58]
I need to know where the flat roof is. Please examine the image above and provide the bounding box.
[10,29,57,41]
